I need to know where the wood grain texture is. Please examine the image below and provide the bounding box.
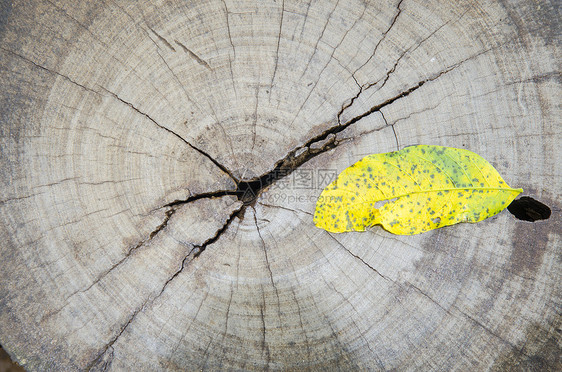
[0,0,560,370]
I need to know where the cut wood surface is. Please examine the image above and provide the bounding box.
[0,0,560,370]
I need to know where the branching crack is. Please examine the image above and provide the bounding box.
[83,186,239,286]
[193,204,246,258]
[359,12,456,96]
[336,75,363,125]
[155,202,246,302]
[234,57,473,204]
[85,203,245,371]
[352,0,404,80]
[340,7,471,130]
[299,0,340,81]
[77,208,174,295]
[41,190,239,324]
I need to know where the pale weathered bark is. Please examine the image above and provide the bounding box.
[0,0,560,371]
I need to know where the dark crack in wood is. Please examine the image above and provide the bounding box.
[352,0,404,79]
[85,203,245,371]
[157,203,246,301]
[75,208,174,294]
[360,9,464,95]
[1,47,100,96]
[86,304,145,371]
[148,27,176,52]
[405,281,453,316]
[298,0,340,81]
[327,232,389,281]
[380,111,400,149]
[269,0,285,91]
[99,87,238,183]
[162,189,239,209]
[260,288,271,370]
[258,202,314,216]
[175,39,211,70]
[405,281,532,358]
[41,188,241,325]
[253,208,283,329]
[233,55,480,205]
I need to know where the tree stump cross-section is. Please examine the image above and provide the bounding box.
[0,0,560,370]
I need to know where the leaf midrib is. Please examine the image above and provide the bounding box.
[375,186,523,202]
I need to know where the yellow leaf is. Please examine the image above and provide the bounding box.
[313,145,523,235]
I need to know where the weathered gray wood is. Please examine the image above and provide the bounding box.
[0,0,560,370]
